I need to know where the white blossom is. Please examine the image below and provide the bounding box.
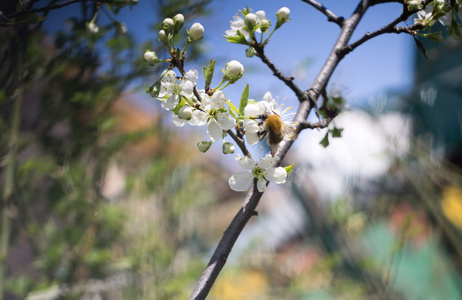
[243,104,264,145]
[225,15,248,40]
[229,154,287,192]
[158,69,198,110]
[189,91,236,141]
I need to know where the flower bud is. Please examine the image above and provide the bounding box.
[179,105,193,120]
[406,0,423,11]
[197,141,212,153]
[246,47,256,57]
[163,18,174,31]
[277,7,290,22]
[222,142,235,154]
[159,30,166,41]
[147,80,161,97]
[245,13,257,31]
[173,13,184,25]
[260,19,270,31]
[173,13,184,33]
[225,60,244,77]
[188,23,204,42]
[144,50,159,66]
[87,22,99,34]
[276,7,290,28]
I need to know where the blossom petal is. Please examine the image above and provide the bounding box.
[245,131,259,145]
[244,104,262,117]
[263,91,273,103]
[211,91,226,109]
[189,110,207,126]
[172,114,187,127]
[216,112,236,130]
[264,167,287,184]
[162,94,179,110]
[244,119,260,133]
[256,177,267,192]
[207,120,223,141]
[181,80,194,97]
[259,154,278,169]
[184,69,198,83]
[229,172,254,191]
[236,154,256,170]
[230,17,244,30]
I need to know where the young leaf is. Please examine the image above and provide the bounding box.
[203,59,215,90]
[238,84,249,116]
[320,132,330,147]
[227,101,239,118]
[331,127,343,138]
[284,163,294,174]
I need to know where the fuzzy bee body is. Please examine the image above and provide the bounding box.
[257,112,297,156]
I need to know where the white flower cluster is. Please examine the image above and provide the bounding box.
[144,11,295,192]
[224,7,291,56]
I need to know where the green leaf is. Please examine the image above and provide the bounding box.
[239,84,249,116]
[284,163,294,174]
[320,132,330,148]
[227,100,239,119]
[331,127,343,138]
[203,59,215,89]
[224,30,248,45]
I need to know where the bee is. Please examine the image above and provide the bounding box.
[257,112,298,156]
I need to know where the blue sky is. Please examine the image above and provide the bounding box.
[190,0,414,106]
[42,0,415,109]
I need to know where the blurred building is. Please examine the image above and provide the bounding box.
[410,24,462,166]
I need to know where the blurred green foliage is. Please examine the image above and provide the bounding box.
[0,0,213,299]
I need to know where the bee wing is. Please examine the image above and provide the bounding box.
[282,124,298,141]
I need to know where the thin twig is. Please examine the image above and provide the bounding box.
[253,44,307,101]
[227,129,249,157]
[299,117,333,129]
[301,0,344,27]
[339,0,435,57]
[339,16,425,57]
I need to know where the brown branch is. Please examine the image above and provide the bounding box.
[190,0,412,298]
[301,0,344,27]
[339,0,436,57]
[299,111,337,130]
[227,129,249,157]
[277,0,371,158]
[253,44,307,101]
[339,15,425,57]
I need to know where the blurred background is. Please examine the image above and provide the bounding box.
[1,0,461,299]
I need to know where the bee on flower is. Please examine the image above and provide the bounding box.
[244,92,297,156]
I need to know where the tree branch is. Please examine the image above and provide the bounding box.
[253,44,307,101]
[227,129,249,157]
[301,0,344,27]
[299,116,335,130]
[338,13,424,57]
[189,0,407,298]
[189,183,262,300]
